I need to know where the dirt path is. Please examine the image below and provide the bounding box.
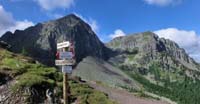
[88,81,169,104]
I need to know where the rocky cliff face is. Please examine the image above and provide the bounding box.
[107,32,200,79]
[0,14,109,66]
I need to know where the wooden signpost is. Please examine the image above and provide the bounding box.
[62,66,73,74]
[57,41,70,49]
[55,41,75,104]
[55,59,75,66]
[59,52,73,59]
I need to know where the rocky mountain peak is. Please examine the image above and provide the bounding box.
[107,31,160,52]
[107,31,199,71]
[57,14,82,23]
[0,14,108,66]
[42,14,87,30]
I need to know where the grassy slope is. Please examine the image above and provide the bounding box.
[122,64,200,104]
[107,36,200,104]
[0,48,116,104]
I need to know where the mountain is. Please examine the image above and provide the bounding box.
[0,14,138,90]
[0,14,110,66]
[107,32,200,104]
[1,14,200,104]
[107,31,200,74]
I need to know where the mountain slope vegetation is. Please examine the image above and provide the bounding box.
[107,32,200,104]
[0,47,116,104]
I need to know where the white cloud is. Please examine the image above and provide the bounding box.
[35,0,74,11]
[88,19,98,33]
[154,28,200,62]
[143,0,182,6]
[0,5,15,31]
[109,29,126,39]
[0,5,34,36]
[74,13,99,33]
[9,20,34,31]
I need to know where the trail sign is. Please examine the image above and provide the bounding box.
[55,40,75,104]
[55,59,75,66]
[57,41,70,49]
[59,52,73,59]
[62,66,72,74]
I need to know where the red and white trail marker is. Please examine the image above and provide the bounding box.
[55,41,75,73]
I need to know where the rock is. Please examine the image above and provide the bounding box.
[107,31,200,78]
[0,14,110,66]
[0,41,11,49]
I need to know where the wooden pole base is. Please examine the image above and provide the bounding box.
[63,73,69,104]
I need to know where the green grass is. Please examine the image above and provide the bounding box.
[0,48,117,104]
[12,66,57,91]
[87,91,116,104]
[149,62,185,83]
[123,68,200,104]
[1,58,28,75]
[70,80,117,104]
[127,54,136,61]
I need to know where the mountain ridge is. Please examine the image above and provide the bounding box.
[107,31,199,71]
[1,14,200,104]
[0,14,111,66]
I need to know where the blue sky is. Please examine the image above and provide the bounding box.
[0,0,199,62]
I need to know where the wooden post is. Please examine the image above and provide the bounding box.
[56,41,74,104]
[63,73,68,104]
[63,48,69,104]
